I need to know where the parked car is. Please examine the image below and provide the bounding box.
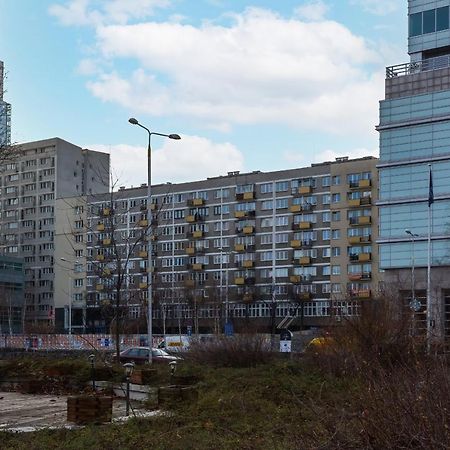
[118,347,182,365]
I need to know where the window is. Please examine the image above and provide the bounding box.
[261,200,273,210]
[322,266,331,276]
[423,8,436,34]
[260,183,273,194]
[276,198,288,209]
[322,194,331,205]
[322,248,331,258]
[261,218,273,228]
[332,229,340,240]
[322,229,331,240]
[74,279,83,287]
[260,234,272,245]
[321,176,330,187]
[322,212,331,223]
[275,181,288,192]
[437,7,449,31]
[332,175,340,185]
[332,193,341,203]
[275,216,288,227]
[332,211,341,221]
[332,247,341,257]
[332,265,341,275]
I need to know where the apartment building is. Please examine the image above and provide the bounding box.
[56,156,379,334]
[0,61,11,147]
[0,138,109,327]
[378,0,450,341]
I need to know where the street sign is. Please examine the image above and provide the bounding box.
[224,322,234,337]
[279,329,293,353]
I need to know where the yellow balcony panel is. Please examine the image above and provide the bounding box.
[290,204,302,213]
[235,244,245,252]
[96,254,105,261]
[357,289,371,298]
[291,240,301,248]
[138,250,148,258]
[193,230,203,238]
[193,198,204,206]
[358,216,371,225]
[235,277,245,285]
[358,179,371,188]
[102,238,111,246]
[96,223,105,231]
[299,256,311,265]
[299,292,312,300]
[186,215,196,223]
[299,222,311,229]
[139,282,148,289]
[192,263,203,271]
[348,199,361,207]
[290,275,301,283]
[139,219,149,227]
[298,186,312,194]
[243,191,254,200]
[348,236,361,244]
[102,208,111,216]
[235,211,246,218]
[242,260,254,268]
[185,280,195,288]
[150,203,157,211]
[243,293,254,302]
[102,268,111,276]
[243,226,254,234]
[147,267,156,273]
[96,284,104,291]
[186,247,195,255]
[358,253,371,262]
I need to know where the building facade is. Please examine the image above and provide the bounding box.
[0,138,109,328]
[56,156,379,334]
[378,0,450,341]
[0,61,11,147]
[0,255,24,334]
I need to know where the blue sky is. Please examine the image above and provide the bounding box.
[0,0,406,187]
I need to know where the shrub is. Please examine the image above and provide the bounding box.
[186,333,274,368]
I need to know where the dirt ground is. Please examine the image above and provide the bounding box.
[0,392,148,432]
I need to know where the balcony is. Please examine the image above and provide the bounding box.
[192,230,203,238]
[100,208,111,216]
[139,219,149,227]
[358,253,371,262]
[138,250,148,258]
[348,199,361,207]
[349,179,372,189]
[348,236,361,244]
[243,293,254,302]
[290,205,302,213]
[291,240,301,248]
[191,263,204,271]
[299,256,311,265]
[102,238,111,246]
[358,216,371,225]
[235,277,245,285]
[361,272,372,280]
[236,191,255,201]
[188,198,204,206]
[102,268,111,277]
[96,284,104,291]
[234,211,246,219]
[96,223,105,231]
[235,244,245,252]
[139,282,148,289]
[298,186,312,195]
[185,280,195,288]
[242,260,254,268]
[186,215,196,223]
[149,203,157,211]
[356,289,371,299]
[96,254,105,261]
[290,275,301,283]
[293,222,311,230]
[186,247,195,255]
[242,226,254,234]
[348,273,362,281]
[298,292,312,300]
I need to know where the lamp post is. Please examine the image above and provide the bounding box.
[123,362,134,416]
[128,118,180,364]
[405,230,420,312]
[88,354,96,391]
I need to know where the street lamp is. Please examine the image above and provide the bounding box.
[128,118,181,364]
[405,230,420,314]
[123,362,134,416]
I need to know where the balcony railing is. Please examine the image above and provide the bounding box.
[386,55,450,78]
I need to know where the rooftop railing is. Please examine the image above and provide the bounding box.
[386,54,450,78]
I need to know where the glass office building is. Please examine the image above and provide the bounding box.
[378,1,450,340]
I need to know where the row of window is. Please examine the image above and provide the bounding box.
[409,6,449,37]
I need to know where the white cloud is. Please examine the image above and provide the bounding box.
[80,7,384,137]
[49,0,170,26]
[88,135,244,186]
[294,1,329,22]
[350,0,398,16]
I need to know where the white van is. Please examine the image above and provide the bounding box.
[158,335,190,353]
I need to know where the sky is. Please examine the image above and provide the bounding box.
[0,0,406,187]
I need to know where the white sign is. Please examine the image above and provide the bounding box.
[280,340,292,353]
